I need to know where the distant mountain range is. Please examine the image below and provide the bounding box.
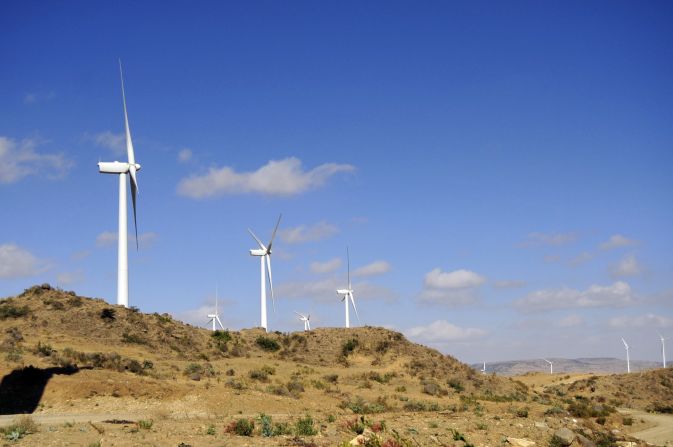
[470,358,662,376]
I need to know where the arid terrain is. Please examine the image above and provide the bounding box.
[1,285,672,446]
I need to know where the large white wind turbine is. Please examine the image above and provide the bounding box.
[622,337,630,373]
[659,334,667,368]
[206,285,225,331]
[97,61,142,308]
[248,215,282,332]
[336,248,360,328]
[542,358,553,374]
[295,312,311,331]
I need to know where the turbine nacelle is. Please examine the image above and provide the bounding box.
[336,289,352,296]
[98,161,142,174]
[249,249,267,256]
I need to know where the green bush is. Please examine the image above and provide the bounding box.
[0,416,37,440]
[294,415,317,436]
[100,308,116,321]
[515,408,529,418]
[212,330,231,342]
[258,413,273,437]
[0,304,29,320]
[342,338,359,356]
[249,369,269,381]
[232,418,254,436]
[447,379,464,393]
[138,420,153,430]
[256,336,280,351]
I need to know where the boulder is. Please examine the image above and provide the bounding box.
[535,421,549,430]
[507,437,536,447]
[576,434,596,447]
[553,428,576,446]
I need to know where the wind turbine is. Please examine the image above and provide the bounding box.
[481,361,486,374]
[336,248,360,328]
[622,337,630,373]
[542,358,553,374]
[659,334,667,368]
[206,285,225,331]
[295,312,311,331]
[248,214,282,332]
[97,61,142,308]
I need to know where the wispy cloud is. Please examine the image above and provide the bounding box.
[609,313,673,328]
[419,268,486,306]
[177,157,354,198]
[178,148,193,163]
[521,232,577,247]
[309,258,342,274]
[513,281,634,312]
[556,314,584,328]
[277,277,396,303]
[0,244,44,279]
[609,254,642,278]
[279,221,339,244]
[0,136,73,184]
[353,261,391,277]
[492,280,527,289]
[600,234,638,251]
[88,131,126,155]
[96,231,158,248]
[406,320,487,343]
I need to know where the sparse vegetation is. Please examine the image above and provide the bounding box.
[226,418,254,436]
[342,338,359,356]
[256,336,280,352]
[0,304,29,320]
[100,308,116,321]
[138,420,153,430]
[0,416,37,441]
[294,415,317,436]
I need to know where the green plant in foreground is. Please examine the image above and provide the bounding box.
[294,415,317,436]
[206,424,216,435]
[138,419,153,430]
[258,413,273,437]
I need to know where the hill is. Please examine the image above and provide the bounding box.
[474,358,661,376]
[0,285,665,446]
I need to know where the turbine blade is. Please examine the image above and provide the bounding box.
[129,168,139,250]
[216,316,225,330]
[119,60,136,166]
[267,214,282,252]
[248,228,266,250]
[294,311,303,318]
[350,292,360,323]
[266,254,275,313]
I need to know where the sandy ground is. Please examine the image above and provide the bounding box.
[619,408,673,447]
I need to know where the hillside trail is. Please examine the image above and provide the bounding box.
[619,408,673,446]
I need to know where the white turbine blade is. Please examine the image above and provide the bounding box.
[266,254,275,313]
[622,338,629,349]
[350,292,360,323]
[267,214,282,252]
[129,167,139,250]
[216,316,225,330]
[294,311,304,319]
[248,228,266,250]
[119,60,136,166]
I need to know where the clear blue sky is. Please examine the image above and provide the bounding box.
[1,1,672,364]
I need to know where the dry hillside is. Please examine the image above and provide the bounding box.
[0,285,663,446]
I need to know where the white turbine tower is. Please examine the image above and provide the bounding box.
[98,61,142,308]
[622,337,630,373]
[481,362,486,374]
[295,312,311,331]
[206,285,225,331]
[659,334,667,368]
[542,358,553,374]
[336,248,360,328]
[248,215,281,332]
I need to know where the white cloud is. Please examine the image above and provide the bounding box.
[178,148,193,163]
[406,320,487,343]
[353,261,391,277]
[609,254,642,278]
[0,136,73,184]
[277,277,396,303]
[56,270,84,286]
[513,281,634,312]
[279,221,339,244]
[419,268,486,306]
[89,131,125,155]
[522,232,577,247]
[0,244,42,279]
[600,234,638,250]
[609,313,673,329]
[310,258,342,274]
[176,157,354,198]
[492,280,527,289]
[556,314,584,328]
[424,268,485,289]
[96,231,158,248]
[569,251,593,267]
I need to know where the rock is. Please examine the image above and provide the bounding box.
[507,437,536,447]
[616,443,636,447]
[349,429,378,446]
[576,434,596,447]
[189,373,201,381]
[553,428,576,446]
[535,422,548,429]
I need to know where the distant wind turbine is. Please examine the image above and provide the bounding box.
[542,358,553,374]
[659,334,667,368]
[97,60,142,308]
[622,337,630,373]
[206,285,225,331]
[336,247,360,328]
[481,361,486,374]
[295,312,311,331]
[248,214,282,332]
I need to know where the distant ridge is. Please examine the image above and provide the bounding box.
[472,357,661,375]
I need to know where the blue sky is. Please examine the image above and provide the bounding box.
[1,1,672,364]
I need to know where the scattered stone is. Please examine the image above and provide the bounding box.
[507,437,536,447]
[616,442,636,447]
[576,435,596,447]
[534,422,548,430]
[553,427,576,446]
[189,373,201,381]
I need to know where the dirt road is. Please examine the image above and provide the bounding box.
[619,408,673,446]
[0,413,137,428]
